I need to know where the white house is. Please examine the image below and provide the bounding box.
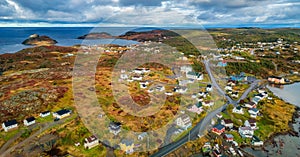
[176,114,192,130]
[248,108,259,115]
[165,92,173,96]
[203,101,214,107]
[244,119,257,130]
[239,126,254,138]
[84,135,99,149]
[232,106,244,114]
[53,109,71,119]
[221,119,233,128]
[138,132,148,140]
[244,102,256,108]
[109,122,121,135]
[23,117,36,126]
[140,84,147,89]
[132,76,143,81]
[231,92,239,98]
[225,85,232,91]
[155,85,165,92]
[174,86,187,93]
[120,73,129,80]
[133,68,144,74]
[206,84,212,92]
[2,120,18,132]
[186,71,203,80]
[40,111,51,117]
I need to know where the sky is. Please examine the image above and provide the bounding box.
[0,0,299,27]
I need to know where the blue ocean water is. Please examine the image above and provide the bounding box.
[0,27,141,54]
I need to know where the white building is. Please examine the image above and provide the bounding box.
[40,111,51,117]
[84,135,99,149]
[2,120,18,132]
[176,114,192,130]
[23,117,36,126]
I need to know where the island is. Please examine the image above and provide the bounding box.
[77,32,114,39]
[22,34,57,46]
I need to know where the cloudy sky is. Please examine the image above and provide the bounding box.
[0,0,299,27]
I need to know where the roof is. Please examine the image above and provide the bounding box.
[223,119,233,124]
[207,84,212,88]
[250,108,259,112]
[213,124,225,130]
[121,139,133,146]
[86,135,98,143]
[196,102,202,108]
[109,122,121,130]
[41,111,50,114]
[3,119,17,127]
[246,101,256,105]
[236,106,242,110]
[187,71,201,77]
[248,119,256,124]
[25,117,35,122]
[224,134,234,138]
[55,109,71,116]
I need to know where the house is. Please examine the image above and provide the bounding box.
[268,76,285,84]
[212,124,225,135]
[147,88,154,93]
[142,68,150,73]
[120,73,129,80]
[244,101,256,108]
[252,97,261,104]
[23,117,36,126]
[109,122,121,135]
[244,119,257,130]
[225,85,232,91]
[216,113,223,119]
[248,108,259,115]
[155,85,165,92]
[140,84,147,89]
[252,135,264,146]
[133,68,144,74]
[206,84,212,92]
[174,86,187,93]
[187,102,203,114]
[180,65,193,73]
[138,132,148,140]
[119,139,134,154]
[186,71,203,80]
[2,120,18,132]
[224,134,234,142]
[203,101,214,107]
[84,135,99,149]
[239,126,254,138]
[53,109,71,119]
[165,92,173,96]
[198,92,204,96]
[132,75,143,81]
[231,91,239,98]
[176,114,192,130]
[232,106,244,114]
[40,111,51,117]
[221,119,233,128]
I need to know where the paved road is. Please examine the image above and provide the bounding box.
[150,60,260,157]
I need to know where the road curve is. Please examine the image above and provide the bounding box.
[151,60,259,157]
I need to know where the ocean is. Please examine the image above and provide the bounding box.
[0,27,142,54]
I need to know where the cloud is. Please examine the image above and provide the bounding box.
[0,0,299,27]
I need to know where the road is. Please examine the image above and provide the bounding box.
[0,116,73,157]
[150,60,260,157]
